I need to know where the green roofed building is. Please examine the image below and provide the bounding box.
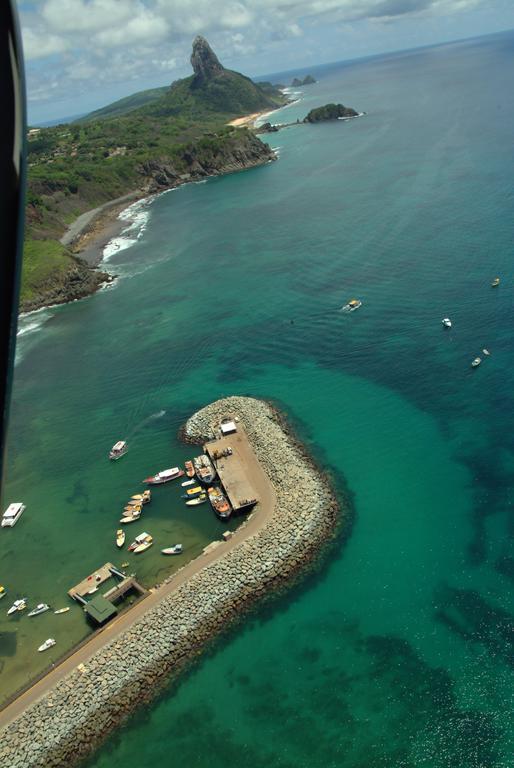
[84,595,118,626]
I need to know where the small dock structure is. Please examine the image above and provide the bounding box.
[69,562,146,626]
[205,423,258,513]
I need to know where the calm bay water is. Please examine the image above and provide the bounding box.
[3,31,514,765]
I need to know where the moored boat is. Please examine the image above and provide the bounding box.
[471,357,481,368]
[181,485,203,499]
[2,502,25,528]
[128,531,152,552]
[185,460,195,478]
[133,534,153,554]
[109,440,128,460]
[181,478,196,487]
[54,607,70,614]
[130,490,151,504]
[143,467,184,485]
[161,544,183,555]
[116,529,125,548]
[0,585,6,600]
[341,298,362,312]
[28,603,50,617]
[120,509,142,524]
[194,455,217,485]
[38,638,56,652]
[185,494,208,506]
[442,318,452,328]
[207,486,232,520]
[7,598,27,615]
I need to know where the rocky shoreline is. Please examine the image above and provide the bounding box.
[0,397,342,768]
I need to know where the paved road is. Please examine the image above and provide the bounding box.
[0,426,276,730]
[59,191,141,246]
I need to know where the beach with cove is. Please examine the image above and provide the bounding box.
[4,31,514,766]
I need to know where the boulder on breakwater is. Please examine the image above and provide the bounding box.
[0,397,341,768]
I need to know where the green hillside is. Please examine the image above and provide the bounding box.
[78,86,169,122]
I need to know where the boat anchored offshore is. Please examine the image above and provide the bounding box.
[28,603,50,617]
[194,455,217,485]
[471,357,481,368]
[2,502,25,528]
[491,277,500,287]
[7,598,27,615]
[341,298,362,312]
[161,544,183,555]
[208,486,232,520]
[442,318,452,328]
[109,440,128,461]
[482,348,491,356]
[143,467,184,485]
[185,494,207,506]
[128,531,152,552]
[116,529,126,548]
[38,638,56,652]
[133,533,153,554]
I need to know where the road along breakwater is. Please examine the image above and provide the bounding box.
[0,397,341,768]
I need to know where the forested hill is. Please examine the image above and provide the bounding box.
[23,36,286,312]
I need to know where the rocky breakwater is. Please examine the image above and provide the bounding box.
[0,397,341,768]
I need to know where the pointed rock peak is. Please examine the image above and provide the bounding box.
[191,36,224,83]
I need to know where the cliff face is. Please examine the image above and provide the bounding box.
[190,35,224,85]
[20,259,111,314]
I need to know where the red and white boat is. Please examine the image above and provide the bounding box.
[143,467,184,485]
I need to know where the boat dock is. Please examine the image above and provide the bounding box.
[68,562,123,599]
[68,562,147,626]
[205,425,258,513]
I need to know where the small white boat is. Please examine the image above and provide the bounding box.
[109,440,128,460]
[491,277,500,287]
[7,598,27,615]
[185,495,207,506]
[116,529,125,548]
[341,299,362,312]
[442,318,452,328]
[2,502,25,528]
[143,467,184,485]
[181,479,196,487]
[128,531,151,552]
[161,544,183,555]
[482,348,490,356]
[38,638,56,652]
[54,607,70,615]
[120,511,142,524]
[28,603,50,617]
[471,357,481,368]
[133,535,153,554]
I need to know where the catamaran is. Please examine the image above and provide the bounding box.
[2,502,25,528]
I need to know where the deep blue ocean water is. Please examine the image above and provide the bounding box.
[4,31,514,766]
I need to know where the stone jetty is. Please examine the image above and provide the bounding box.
[0,397,340,768]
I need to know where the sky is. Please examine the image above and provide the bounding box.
[17,0,514,124]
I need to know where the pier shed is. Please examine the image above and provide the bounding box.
[84,595,118,626]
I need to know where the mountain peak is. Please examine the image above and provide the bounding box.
[190,36,224,84]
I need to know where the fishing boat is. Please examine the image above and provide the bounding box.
[128,531,152,552]
[7,598,27,615]
[185,460,195,478]
[133,534,153,554]
[116,529,125,548]
[482,348,491,356]
[185,494,208,506]
[2,502,25,528]
[0,586,6,600]
[341,298,362,312]
[181,485,203,499]
[181,478,196,487]
[130,490,151,504]
[54,607,70,614]
[161,544,183,555]
[471,357,481,368]
[194,455,217,485]
[38,638,56,652]
[124,503,142,513]
[119,510,142,524]
[28,603,50,617]
[109,440,127,461]
[143,467,184,485]
[442,318,452,328]
[207,486,232,520]
[491,277,500,287]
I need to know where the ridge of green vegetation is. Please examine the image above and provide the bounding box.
[23,55,286,311]
[77,86,170,122]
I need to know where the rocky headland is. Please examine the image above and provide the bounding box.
[0,397,341,768]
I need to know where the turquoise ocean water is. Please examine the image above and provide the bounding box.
[4,31,514,766]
